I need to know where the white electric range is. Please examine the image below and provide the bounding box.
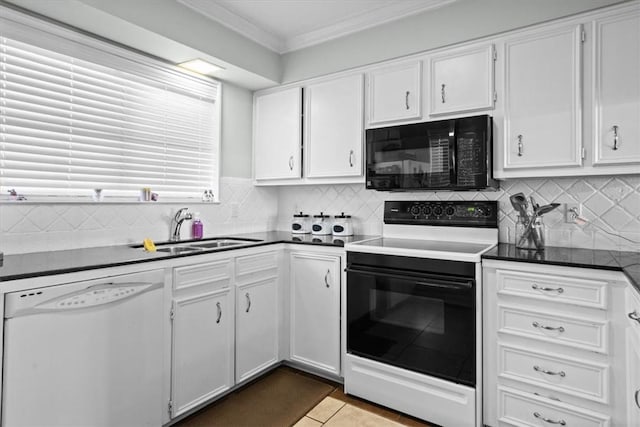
[344,200,498,427]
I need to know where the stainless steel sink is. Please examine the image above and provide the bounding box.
[156,246,204,254]
[152,237,261,254]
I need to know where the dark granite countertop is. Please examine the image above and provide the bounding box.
[482,243,640,291]
[0,231,376,282]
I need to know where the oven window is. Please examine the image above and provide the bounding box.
[347,268,475,386]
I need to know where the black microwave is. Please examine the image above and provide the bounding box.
[365,115,498,191]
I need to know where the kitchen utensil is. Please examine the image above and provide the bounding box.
[509,193,529,220]
[530,195,540,212]
[536,203,561,216]
[517,203,560,249]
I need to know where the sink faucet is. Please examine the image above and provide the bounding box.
[171,208,193,241]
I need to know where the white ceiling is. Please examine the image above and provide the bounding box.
[178,0,455,53]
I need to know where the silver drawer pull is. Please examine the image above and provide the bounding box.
[532,321,565,333]
[324,269,330,288]
[629,311,640,325]
[613,125,619,150]
[532,284,564,294]
[635,389,640,409]
[534,412,566,425]
[534,392,561,402]
[534,365,566,377]
[245,292,251,313]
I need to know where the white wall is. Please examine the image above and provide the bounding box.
[220,82,253,179]
[281,0,628,83]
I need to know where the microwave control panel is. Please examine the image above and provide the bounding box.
[384,200,497,228]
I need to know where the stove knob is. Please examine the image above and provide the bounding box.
[410,205,421,216]
[422,206,432,216]
[445,206,455,216]
[434,206,443,216]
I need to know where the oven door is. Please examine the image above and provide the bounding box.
[346,263,475,387]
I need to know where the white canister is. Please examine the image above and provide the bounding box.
[311,213,331,235]
[332,213,353,236]
[291,212,311,234]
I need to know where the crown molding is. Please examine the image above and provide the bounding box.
[178,0,456,54]
[178,0,285,52]
[283,0,456,53]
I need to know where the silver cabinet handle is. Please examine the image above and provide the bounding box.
[216,301,222,324]
[635,389,640,409]
[517,134,523,157]
[405,91,410,110]
[532,321,565,333]
[288,155,294,171]
[613,125,619,150]
[534,412,566,425]
[628,311,640,325]
[349,150,354,167]
[245,292,251,313]
[534,392,561,402]
[534,365,566,377]
[324,269,330,288]
[532,284,564,294]
[441,84,446,103]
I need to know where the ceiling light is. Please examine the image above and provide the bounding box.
[178,59,224,75]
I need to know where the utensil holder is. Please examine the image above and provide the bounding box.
[515,216,546,250]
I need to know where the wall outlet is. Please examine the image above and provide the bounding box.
[230,203,240,218]
[565,203,582,223]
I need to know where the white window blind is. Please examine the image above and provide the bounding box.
[0,10,220,201]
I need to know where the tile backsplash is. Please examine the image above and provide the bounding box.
[0,177,279,254]
[1,175,639,254]
[276,175,640,252]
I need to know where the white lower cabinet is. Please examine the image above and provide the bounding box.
[170,286,234,418]
[290,251,341,376]
[235,250,280,383]
[482,260,631,427]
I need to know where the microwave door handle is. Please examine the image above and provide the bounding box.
[345,267,472,291]
[450,121,456,185]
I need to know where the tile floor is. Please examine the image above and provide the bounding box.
[294,387,432,427]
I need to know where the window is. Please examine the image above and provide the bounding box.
[0,7,220,202]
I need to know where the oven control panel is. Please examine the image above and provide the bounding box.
[384,200,498,227]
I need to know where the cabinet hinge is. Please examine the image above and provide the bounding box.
[493,49,497,61]
[581,30,586,43]
[168,400,173,415]
[582,147,587,159]
[169,302,175,321]
[493,91,498,103]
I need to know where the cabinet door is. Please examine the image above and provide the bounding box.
[503,25,583,169]
[305,74,364,178]
[593,11,640,165]
[430,44,494,116]
[254,87,302,180]
[627,329,640,426]
[368,62,421,125]
[171,288,234,418]
[236,277,279,383]
[290,252,341,376]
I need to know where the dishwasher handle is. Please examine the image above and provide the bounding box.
[6,281,162,318]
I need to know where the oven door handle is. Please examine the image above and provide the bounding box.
[345,266,473,291]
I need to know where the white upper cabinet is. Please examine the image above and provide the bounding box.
[304,74,364,178]
[430,44,495,116]
[503,25,583,170]
[367,61,421,126]
[592,10,640,166]
[253,87,302,181]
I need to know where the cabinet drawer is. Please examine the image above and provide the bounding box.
[496,270,608,309]
[498,386,610,427]
[498,305,608,353]
[499,344,609,403]
[173,259,232,292]
[235,251,278,282]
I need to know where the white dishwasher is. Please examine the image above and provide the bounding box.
[2,269,165,427]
